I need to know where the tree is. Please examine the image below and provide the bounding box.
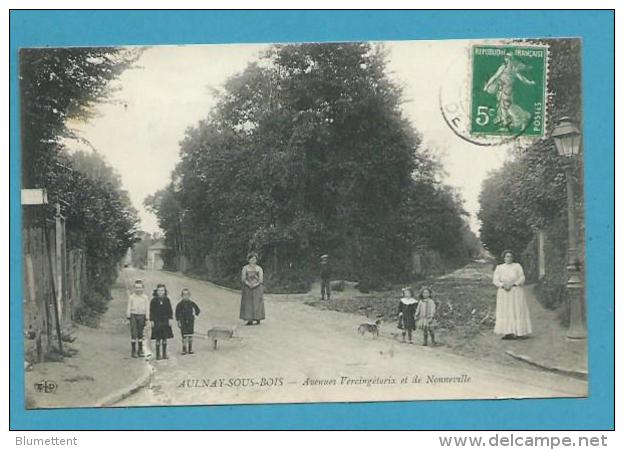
[479,39,582,258]
[144,184,183,270]
[20,47,141,190]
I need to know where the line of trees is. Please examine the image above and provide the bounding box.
[147,43,480,291]
[20,47,141,322]
[478,39,583,315]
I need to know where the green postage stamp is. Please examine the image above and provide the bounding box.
[471,45,547,137]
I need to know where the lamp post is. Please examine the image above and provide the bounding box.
[551,117,586,340]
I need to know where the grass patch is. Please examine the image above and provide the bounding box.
[306,277,496,333]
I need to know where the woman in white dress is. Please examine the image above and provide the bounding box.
[493,250,532,339]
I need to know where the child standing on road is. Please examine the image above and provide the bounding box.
[126,279,149,358]
[415,287,437,346]
[175,288,201,355]
[397,287,418,344]
[150,284,174,360]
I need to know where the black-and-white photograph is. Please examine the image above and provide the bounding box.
[20,38,588,409]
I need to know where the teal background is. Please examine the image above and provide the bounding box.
[9,10,614,430]
[471,45,546,136]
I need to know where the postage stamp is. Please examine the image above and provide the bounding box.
[470,45,547,137]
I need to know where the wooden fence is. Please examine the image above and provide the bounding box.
[22,206,86,362]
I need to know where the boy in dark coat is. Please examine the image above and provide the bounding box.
[175,288,201,355]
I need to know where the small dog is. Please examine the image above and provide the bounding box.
[358,319,381,337]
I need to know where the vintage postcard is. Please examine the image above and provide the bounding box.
[20,38,588,409]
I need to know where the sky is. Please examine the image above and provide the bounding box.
[68,40,512,234]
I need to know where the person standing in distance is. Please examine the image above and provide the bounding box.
[320,254,332,301]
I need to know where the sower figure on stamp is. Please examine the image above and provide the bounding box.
[320,254,331,301]
[150,284,174,360]
[483,51,536,132]
[126,279,149,358]
[175,288,200,355]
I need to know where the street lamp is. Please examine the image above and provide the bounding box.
[551,116,586,340]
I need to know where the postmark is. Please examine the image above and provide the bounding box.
[470,45,547,137]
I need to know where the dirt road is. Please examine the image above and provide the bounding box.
[117,268,587,407]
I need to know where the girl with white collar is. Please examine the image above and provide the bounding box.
[397,287,418,344]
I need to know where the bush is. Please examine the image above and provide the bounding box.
[74,307,101,328]
[264,271,312,294]
[184,267,313,295]
[534,277,567,310]
[147,43,477,294]
[527,214,573,329]
[534,268,571,328]
[183,268,241,291]
[355,275,390,293]
[520,234,540,284]
[557,302,571,328]
[74,289,109,327]
[308,277,497,332]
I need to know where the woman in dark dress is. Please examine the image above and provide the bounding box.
[397,287,418,344]
[150,284,174,360]
[240,252,265,325]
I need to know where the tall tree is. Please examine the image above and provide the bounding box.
[67,151,139,298]
[20,47,141,312]
[20,47,140,189]
[150,43,476,287]
[478,38,583,318]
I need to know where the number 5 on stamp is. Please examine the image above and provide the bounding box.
[471,45,547,137]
